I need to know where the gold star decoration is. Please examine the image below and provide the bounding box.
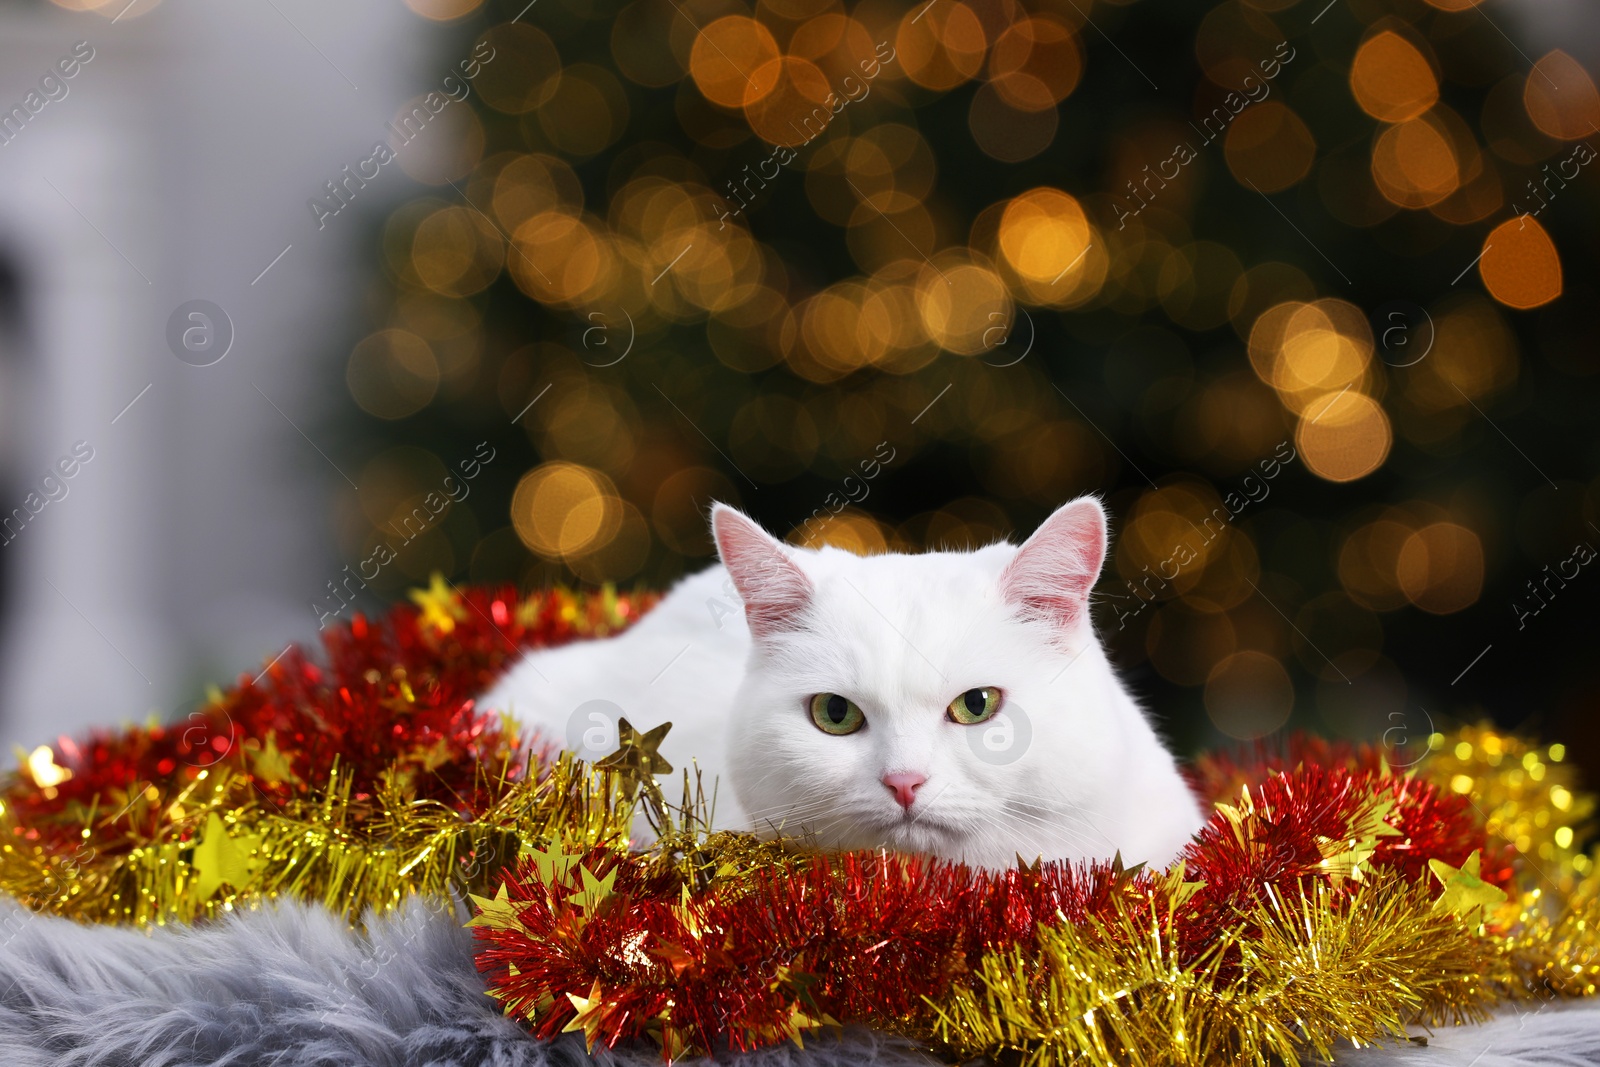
[563,978,609,1049]
[1429,850,1509,922]
[596,718,674,813]
[413,734,455,773]
[466,882,527,933]
[647,1014,693,1062]
[248,731,298,785]
[569,864,617,917]
[1318,795,1402,888]
[521,842,583,888]
[596,718,673,778]
[189,812,263,900]
[409,572,466,635]
[1160,860,1207,911]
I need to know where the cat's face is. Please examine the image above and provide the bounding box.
[714,498,1170,870]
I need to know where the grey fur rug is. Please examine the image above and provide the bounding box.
[1,896,1597,1067]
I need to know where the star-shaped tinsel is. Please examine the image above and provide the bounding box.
[562,978,609,1048]
[189,811,263,900]
[408,573,466,634]
[521,842,583,887]
[248,731,297,785]
[466,882,527,933]
[1428,849,1508,922]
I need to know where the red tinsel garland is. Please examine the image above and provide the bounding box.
[3,584,655,864]
[0,578,1580,1065]
[470,757,1509,1058]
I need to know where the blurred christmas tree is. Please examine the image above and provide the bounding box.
[332,0,1600,765]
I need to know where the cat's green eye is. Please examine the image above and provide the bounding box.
[808,693,865,735]
[948,687,1002,725]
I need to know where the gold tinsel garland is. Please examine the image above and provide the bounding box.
[0,583,654,925]
[0,580,1594,1064]
[913,726,1600,1066]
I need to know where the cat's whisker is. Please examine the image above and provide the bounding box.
[994,818,1103,864]
[743,797,862,832]
[1025,780,1127,852]
[996,800,1111,856]
[738,792,842,820]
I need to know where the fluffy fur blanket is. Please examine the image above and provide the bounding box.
[2,898,1597,1067]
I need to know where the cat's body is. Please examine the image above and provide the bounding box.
[479,499,1206,870]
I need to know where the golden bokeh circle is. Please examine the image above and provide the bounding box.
[402,0,483,19]
[1263,299,1375,415]
[1525,51,1600,141]
[347,329,440,421]
[1295,392,1392,483]
[1350,31,1438,124]
[989,16,1082,110]
[794,509,892,554]
[691,17,781,109]
[1205,651,1294,740]
[510,462,621,560]
[1224,102,1316,193]
[743,56,833,146]
[1397,523,1485,614]
[998,188,1091,283]
[1479,216,1564,309]
[538,65,631,158]
[493,153,584,231]
[411,206,505,297]
[896,2,987,91]
[1371,115,1460,208]
[916,256,1013,356]
[969,83,1059,162]
[1339,517,1416,612]
[508,211,614,308]
[569,500,651,583]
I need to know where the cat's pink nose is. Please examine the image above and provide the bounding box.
[881,772,926,811]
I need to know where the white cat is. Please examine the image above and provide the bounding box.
[479,497,1206,871]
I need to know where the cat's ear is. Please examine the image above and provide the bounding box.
[999,497,1107,631]
[711,504,814,638]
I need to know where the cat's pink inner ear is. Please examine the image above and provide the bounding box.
[711,504,813,638]
[999,498,1108,630]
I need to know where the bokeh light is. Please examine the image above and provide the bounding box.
[897,3,986,91]
[1295,391,1392,483]
[1350,30,1438,124]
[341,1,1600,771]
[1224,102,1316,193]
[403,0,484,19]
[1479,217,1564,309]
[1371,115,1461,208]
[1397,522,1485,615]
[347,330,440,420]
[510,462,622,561]
[1206,651,1294,740]
[690,16,780,109]
[1524,51,1600,141]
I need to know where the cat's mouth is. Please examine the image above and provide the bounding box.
[870,810,966,844]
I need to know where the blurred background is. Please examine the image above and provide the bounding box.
[0,0,1596,784]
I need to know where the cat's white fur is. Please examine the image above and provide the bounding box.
[479,497,1205,870]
